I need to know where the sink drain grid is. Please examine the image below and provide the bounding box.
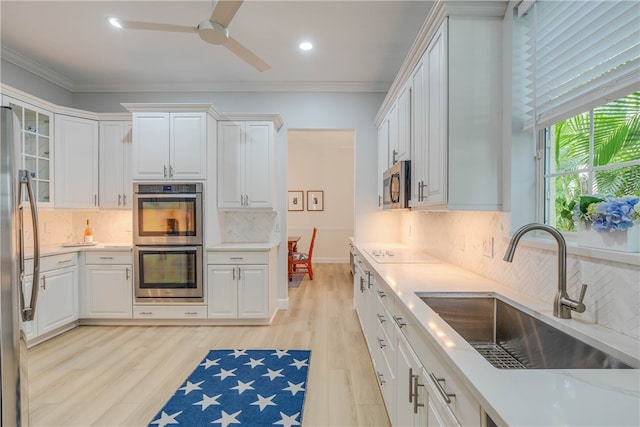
[471,343,527,369]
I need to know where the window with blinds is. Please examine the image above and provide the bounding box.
[519,0,640,130]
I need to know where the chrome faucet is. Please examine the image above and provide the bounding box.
[503,223,588,319]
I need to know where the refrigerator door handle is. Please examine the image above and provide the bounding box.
[18,169,40,322]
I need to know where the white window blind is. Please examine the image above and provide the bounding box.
[520,0,640,130]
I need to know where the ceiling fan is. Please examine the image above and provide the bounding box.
[109,0,270,72]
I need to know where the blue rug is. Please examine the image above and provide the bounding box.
[149,349,311,427]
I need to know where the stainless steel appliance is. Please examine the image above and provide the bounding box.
[382,160,411,209]
[1,106,41,426]
[133,183,203,301]
[133,183,202,245]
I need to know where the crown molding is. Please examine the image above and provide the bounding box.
[121,103,224,119]
[222,113,285,130]
[1,45,74,91]
[374,0,508,126]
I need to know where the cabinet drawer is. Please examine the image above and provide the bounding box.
[85,251,132,265]
[40,252,77,271]
[133,305,207,319]
[207,251,268,264]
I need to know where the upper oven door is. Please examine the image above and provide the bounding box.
[133,192,202,245]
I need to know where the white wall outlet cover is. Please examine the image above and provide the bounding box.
[482,237,494,258]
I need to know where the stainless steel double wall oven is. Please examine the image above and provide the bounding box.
[133,183,203,301]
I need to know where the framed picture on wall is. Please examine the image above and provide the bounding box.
[288,190,304,211]
[307,190,324,211]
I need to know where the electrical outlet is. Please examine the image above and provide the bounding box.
[482,237,494,258]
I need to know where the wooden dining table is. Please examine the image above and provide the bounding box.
[288,236,301,279]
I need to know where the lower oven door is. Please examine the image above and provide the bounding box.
[134,246,203,300]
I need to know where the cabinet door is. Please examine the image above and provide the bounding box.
[6,98,53,205]
[217,122,244,208]
[411,58,427,206]
[99,121,132,209]
[387,103,399,168]
[132,113,170,180]
[377,120,389,208]
[237,265,268,318]
[244,122,273,208]
[397,83,412,163]
[85,265,133,318]
[207,265,238,318]
[54,115,99,208]
[38,267,77,335]
[396,334,428,426]
[425,24,447,205]
[170,112,207,180]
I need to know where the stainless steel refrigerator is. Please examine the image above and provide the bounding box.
[1,106,40,426]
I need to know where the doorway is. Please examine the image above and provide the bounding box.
[287,129,355,264]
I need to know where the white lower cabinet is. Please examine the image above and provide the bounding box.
[22,252,79,344]
[207,249,276,321]
[83,251,133,319]
[133,305,207,319]
[395,333,428,426]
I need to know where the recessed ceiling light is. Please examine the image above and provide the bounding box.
[299,42,313,51]
[108,17,123,29]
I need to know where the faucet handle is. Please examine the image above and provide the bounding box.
[572,284,588,314]
[578,284,588,303]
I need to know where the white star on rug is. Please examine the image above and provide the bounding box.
[213,368,237,380]
[178,380,204,395]
[200,358,221,369]
[244,357,265,368]
[272,349,290,358]
[231,379,255,394]
[262,368,285,381]
[289,358,309,370]
[274,411,301,427]
[229,349,248,358]
[250,393,277,411]
[283,381,305,396]
[149,410,182,427]
[192,393,222,411]
[212,409,242,427]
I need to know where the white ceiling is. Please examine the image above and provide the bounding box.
[0,0,434,93]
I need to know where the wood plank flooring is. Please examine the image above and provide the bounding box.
[27,263,391,427]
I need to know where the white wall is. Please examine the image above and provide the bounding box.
[287,129,354,263]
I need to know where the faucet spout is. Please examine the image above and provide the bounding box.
[503,223,587,319]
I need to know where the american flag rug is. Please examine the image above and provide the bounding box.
[149,349,311,427]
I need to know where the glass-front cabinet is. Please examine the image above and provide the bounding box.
[6,97,53,205]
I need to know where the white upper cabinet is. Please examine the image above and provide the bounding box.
[132,112,207,181]
[99,121,132,209]
[54,114,99,208]
[378,11,503,211]
[377,119,389,208]
[217,121,275,209]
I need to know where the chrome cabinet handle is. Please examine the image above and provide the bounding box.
[412,370,425,414]
[94,194,98,206]
[118,194,122,206]
[409,368,414,403]
[169,165,174,178]
[392,149,398,164]
[125,267,130,281]
[139,311,152,315]
[366,271,373,288]
[163,165,167,178]
[376,372,385,385]
[377,337,386,349]
[99,257,113,260]
[429,372,455,404]
[359,277,365,292]
[41,276,46,290]
[230,257,244,260]
[58,259,72,264]
[377,313,386,324]
[232,267,236,281]
[238,267,241,280]
[123,194,127,206]
[393,316,406,329]
[19,170,40,322]
[377,290,387,298]
[184,311,197,316]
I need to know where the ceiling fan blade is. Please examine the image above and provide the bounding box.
[224,37,271,72]
[118,19,198,34]
[210,0,244,27]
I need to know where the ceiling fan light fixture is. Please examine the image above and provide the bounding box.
[299,41,313,51]
[107,17,123,29]
[198,20,229,45]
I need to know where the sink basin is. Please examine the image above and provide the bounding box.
[417,292,635,369]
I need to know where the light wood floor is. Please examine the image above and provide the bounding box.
[27,263,391,427]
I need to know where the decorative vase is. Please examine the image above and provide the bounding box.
[577,223,640,253]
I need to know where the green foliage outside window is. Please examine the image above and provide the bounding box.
[549,92,640,231]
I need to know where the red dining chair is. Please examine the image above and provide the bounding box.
[291,227,317,280]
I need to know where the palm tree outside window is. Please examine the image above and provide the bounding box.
[544,91,640,231]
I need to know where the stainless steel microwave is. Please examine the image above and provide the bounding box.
[383,160,411,209]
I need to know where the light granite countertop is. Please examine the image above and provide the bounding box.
[355,242,640,427]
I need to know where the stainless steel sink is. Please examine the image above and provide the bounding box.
[417,292,636,369]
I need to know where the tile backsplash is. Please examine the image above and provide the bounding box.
[28,210,133,245]
[401,210,640,339]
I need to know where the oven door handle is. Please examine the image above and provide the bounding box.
[134,193,198,199]
[136,246,201,252]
